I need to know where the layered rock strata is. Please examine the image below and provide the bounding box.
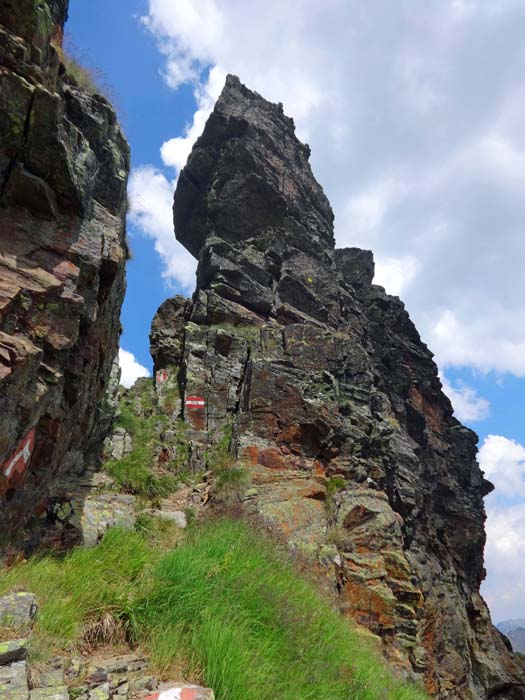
[0,0,129,547]
[150,75,525,699]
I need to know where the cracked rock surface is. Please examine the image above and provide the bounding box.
[0,0,129,551]
[150,75,525,699]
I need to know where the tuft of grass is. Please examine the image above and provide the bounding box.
[386,414,401,430]
[204,420,249,502]
[206,419,234,473]
[213,465,249,495]
[115,403,142,437]
[62,54,104,96]
[105,447,178,499]
[0,528,158,653]
[137,379,157,414]
[326,475,347,499]
[130,519,427,700]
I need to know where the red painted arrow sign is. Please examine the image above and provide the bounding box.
[185,395,205,408]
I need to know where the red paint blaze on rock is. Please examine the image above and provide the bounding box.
[156,369,168,385]
[185,396,206,431]
[0,428,35,495]
[181,691,200,700]
[145,688,211,700]
[185,395,206,407]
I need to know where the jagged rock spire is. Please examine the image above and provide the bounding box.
[175,74,334,260]
[151,76,525,699]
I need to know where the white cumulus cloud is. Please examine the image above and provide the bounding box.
[160,66,226,173]
[440,373,490,422]
[480,434,525,499]
[127,165,196,291]
[118,348,151,388]
[374,255,419,298]
[480,435,525,621]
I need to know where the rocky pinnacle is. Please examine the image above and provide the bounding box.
[150,75,525,699]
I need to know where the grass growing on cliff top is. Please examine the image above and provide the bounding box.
[1,518,426,700]
[63,54,102,94]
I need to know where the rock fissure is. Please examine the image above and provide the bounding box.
[0,87,36,200]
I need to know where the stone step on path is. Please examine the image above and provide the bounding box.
[0,593,33,700]
[142,481,211,528]
[29,689,69,700]
[0,659,29,700]
[0,592,216,700]
[0,639,28,665]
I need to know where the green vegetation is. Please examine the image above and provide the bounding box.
[105,447,178,499]
[63,54,102,95]
[326,475,347,499]
[204,420,249,501]
[206,418,234,472]
[386,414,401,430]
[105,388,178,499]
[205,323,261,344]
[213,464,248,499]
[1,518,426,700]
[171,419,191,471]
[0,527,158,650]
[136,379,157,414]
[114,402,143,436]
[162,386,180,416]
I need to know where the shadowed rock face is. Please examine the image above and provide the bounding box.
[0,1,129,549]
[150,75,525,699]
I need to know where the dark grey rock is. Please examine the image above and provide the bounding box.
[0,640,28,666]
[150,75,525,700]
[0,659,29,700]
[0,593,38,629]
[29,688,69,700]
[0,0,129,555]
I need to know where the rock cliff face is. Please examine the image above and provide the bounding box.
[151,76,525,699]
[0,1,129,548]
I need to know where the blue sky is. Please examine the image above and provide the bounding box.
[67,0,196,372]
[67,1,525,622]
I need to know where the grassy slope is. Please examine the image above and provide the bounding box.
[0,519,427,700]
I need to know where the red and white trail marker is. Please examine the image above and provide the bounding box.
[145,686,214,700]
[1,428,35,486]
[185,395,206,409]
[156,369,168,385]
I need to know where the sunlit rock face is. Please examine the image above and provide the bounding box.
[149,75,525,699]
[0,0,129,547]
